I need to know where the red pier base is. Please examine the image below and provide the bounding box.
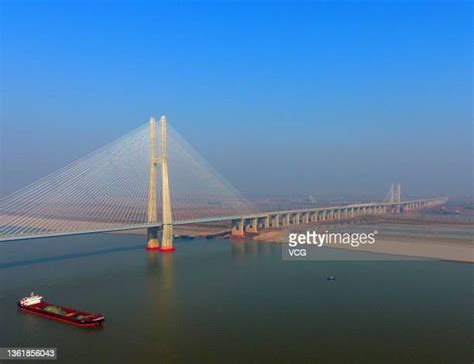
[159,247,176,253]
[145,246,160,251]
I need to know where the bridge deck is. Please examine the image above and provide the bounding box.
[0,197,447,242]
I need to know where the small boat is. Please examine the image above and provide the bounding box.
[17,292,104,327]
[327,276,336,281]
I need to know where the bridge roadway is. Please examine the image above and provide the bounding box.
[0,197,447,242]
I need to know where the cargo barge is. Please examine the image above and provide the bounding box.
[17,293,104,327]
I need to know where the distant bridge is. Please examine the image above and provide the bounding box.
[0,116,448,247]
[228,197,447,237]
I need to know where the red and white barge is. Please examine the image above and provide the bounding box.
[17,293,104,327]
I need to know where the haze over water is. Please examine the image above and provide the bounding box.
[0,234,471,363]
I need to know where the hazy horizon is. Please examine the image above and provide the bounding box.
[1,1,472,200]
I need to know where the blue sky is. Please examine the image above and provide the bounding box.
[1,1,472,199]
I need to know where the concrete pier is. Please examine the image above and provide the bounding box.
[231,218,245,238]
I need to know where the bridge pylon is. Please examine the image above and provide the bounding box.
[146,115,175,252]
[159,115,175,252]
[395,183,401,213]
[384,183,402,214]
[146,116,160,250]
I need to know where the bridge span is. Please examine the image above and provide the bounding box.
[0,115,448,247]
[229,197,447,237]
[0,197,447,242]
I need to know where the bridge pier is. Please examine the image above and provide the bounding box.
[302,212,309,224]
[246,218,259,234]
[320,211,326,221]
[147,227,160,251]
[160,223,174,252]
[264,216,270,228]
[294,213,300,225]
[231,219,245,238]
[271,214,280,227]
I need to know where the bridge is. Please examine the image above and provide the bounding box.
[0,116,447,248]
[228,197,448,238]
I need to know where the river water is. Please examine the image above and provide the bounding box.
[0,234,472,363]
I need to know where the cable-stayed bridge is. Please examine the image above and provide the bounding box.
[0,116,447,249]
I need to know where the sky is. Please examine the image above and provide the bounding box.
[1,0,472,201]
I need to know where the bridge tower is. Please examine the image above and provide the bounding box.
[395,183,401,203]
[395,183,401,213]
[159,115,175,252]
[146,116,160,250]
[389,184,395,203]
[146,115,175,252]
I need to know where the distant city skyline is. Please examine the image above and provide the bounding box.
[1,1,472,199]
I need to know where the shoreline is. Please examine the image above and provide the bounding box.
[254,219,473,263]
[110,215,473,263]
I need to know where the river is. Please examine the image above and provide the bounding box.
[0,234,472,363]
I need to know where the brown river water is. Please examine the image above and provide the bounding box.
[0,234,472,363]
